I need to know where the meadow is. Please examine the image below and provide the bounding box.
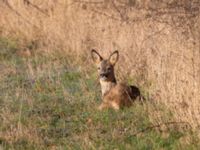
[1,0,200,149]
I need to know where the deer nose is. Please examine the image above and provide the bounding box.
[100,73,108,78]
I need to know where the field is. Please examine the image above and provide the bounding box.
[1,0,200,149]
[0,36,199,149]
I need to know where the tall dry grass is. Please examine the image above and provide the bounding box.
[1,0,200,129]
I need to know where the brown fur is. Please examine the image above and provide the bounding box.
[91,49,141,110]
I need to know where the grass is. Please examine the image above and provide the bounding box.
[0,37,200,149]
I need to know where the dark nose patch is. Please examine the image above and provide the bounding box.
[100,73,108,78]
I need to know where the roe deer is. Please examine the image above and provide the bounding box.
[91,49,141,110]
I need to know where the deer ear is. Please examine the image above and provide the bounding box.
[91,49,103,64]
[109,50,119,65]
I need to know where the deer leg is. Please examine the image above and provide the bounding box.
[110,101,120,110]
[98,102,109,110]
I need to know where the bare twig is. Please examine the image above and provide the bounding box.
[111,0,127,21]
[23,0,50,17]
[131,121,192,136]
[90,8,121,21]
[74,0,104,4]
[2,0,39,28]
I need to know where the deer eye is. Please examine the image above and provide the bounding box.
[97,67,100,70]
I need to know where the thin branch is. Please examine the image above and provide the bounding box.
[131,121,192,137]
[74,0,104,4]
[112,0,127,21]
[23,0,50,17]
[140,26,166,51]
[2,0,39,28]
[90,8,121,21]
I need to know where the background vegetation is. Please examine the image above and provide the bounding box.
[0,0,200,149]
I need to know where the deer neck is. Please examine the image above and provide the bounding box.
[100,77,116,97]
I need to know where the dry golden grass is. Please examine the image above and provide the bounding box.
[1,0,200,132]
